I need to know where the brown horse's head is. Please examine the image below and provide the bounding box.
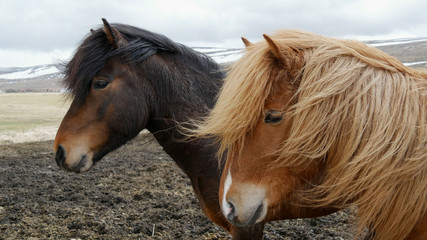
[55,19,222,173]
[55,20,145,172]
[54,19,185,172]
[216,34,311,226]
[194,30,427,239]
[53,59,147,172]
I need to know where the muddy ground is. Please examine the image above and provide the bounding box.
[0,132,355,239]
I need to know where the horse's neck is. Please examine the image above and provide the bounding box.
[145,65,221,174]
[146,109,218,177]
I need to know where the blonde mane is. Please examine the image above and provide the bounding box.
[194,30,427,239]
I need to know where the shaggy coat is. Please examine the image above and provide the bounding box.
[193,30,427,239]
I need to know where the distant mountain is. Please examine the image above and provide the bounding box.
[0,64,61,79]
[1,38,427,92]
[0,64,63,92]
[369,38,427,67]
[194,47,243,63]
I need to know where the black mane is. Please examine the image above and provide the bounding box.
[63,23,221,107]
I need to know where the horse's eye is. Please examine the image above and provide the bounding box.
[264,110,284,124]
[93,80,110,90]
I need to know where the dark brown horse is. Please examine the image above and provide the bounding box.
[53,19,264,239]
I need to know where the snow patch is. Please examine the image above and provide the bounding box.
[195,47,243,64]
[367,37,427,47]
[0,65,59,80]
[403,61,427,66]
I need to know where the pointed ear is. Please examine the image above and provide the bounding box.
[102,18,127,48]
[263,34,286,64]
[263,34,304,76]
[241,37,253,48]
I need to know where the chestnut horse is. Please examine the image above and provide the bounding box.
[53,19,265,239]
[193,30,427,239]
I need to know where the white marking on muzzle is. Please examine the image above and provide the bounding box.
[222,169,233,215]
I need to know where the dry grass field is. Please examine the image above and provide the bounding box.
[0,93,70,144]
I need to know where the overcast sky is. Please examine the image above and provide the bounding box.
[1,0,427,67]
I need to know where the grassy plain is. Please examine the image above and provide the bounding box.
[0,93,70,143]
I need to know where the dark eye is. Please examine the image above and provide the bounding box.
[93,80,110,90]
[264,110,284,124]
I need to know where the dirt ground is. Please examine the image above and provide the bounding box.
[0,132,356,239]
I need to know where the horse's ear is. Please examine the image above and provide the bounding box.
[241,37,253,48]
[263,34,303,74]
[263,34,287,65]
[102,18,127,48]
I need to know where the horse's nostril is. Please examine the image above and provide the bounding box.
[226,200,236,219]
[55,145,66,167]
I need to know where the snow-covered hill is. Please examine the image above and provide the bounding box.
[0,64,63,92]
[195,47,243,63]
[0,65,60,80]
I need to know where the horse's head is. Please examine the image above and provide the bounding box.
[220,91,298,226]
[217,35,320,226]
[194,33,332,226]
[54,19,153,173]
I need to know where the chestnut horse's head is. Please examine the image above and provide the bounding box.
[194,30,427,239]
[54,19,184,173]
[215,34,310,226]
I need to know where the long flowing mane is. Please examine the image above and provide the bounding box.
[62,23,221,108]
[195,30,427,239]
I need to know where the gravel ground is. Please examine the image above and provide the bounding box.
[0,133,355,239]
